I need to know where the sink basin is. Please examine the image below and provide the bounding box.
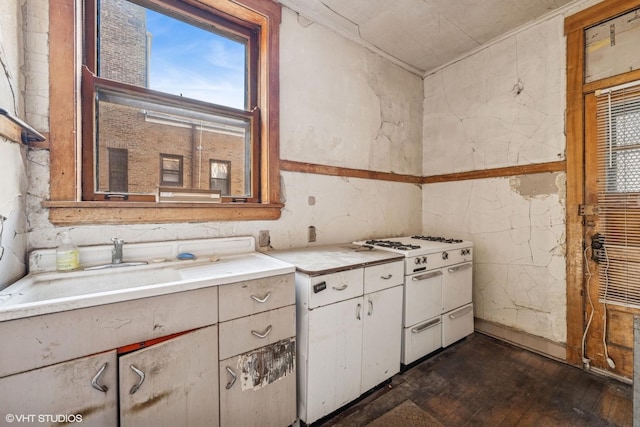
[1,266,183,306]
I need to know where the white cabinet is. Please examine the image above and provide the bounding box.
[297,260,403,424]
[119,326,219,427]
[0,272,297,427]
[218,274,297,427]
[0,351,118,426]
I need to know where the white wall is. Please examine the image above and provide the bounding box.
[422,1,599,346]
[0,0,29,288]
[22,4,423,259]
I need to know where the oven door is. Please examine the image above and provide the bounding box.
[442,262,472,312]
[404,269,442,326]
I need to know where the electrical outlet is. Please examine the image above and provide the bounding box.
[258,230,270,247]
[308,226,316,243]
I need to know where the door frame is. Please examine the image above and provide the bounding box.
[565,0,640,367]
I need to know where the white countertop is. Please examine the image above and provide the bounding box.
[267,244,403,276]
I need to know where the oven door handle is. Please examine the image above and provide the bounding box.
[449,305,473,319]
[412,270,443,281]
[448,262,472,273]
[411,317,441,333]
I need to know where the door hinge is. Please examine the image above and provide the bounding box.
[579,204,599,216]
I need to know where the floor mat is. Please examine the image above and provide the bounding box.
[365,400,444,427]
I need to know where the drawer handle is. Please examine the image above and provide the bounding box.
[250,292,272,303]
[332,284,348,291]
[449,305,473,319]
[129,365,145,395]
[251,325,273,339]
[412,271,443,281]
[225,366,237,389]
[448,263,472,273]
[91,362,109,393]
[380,274,393,280]
[411,318,441,333]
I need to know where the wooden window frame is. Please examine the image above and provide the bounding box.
[47,0,282,224]
[160,153,184,187]
[210,159,231,195]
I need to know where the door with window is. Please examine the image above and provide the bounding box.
[583,84,640,378]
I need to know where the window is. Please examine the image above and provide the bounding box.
[47,0,282,223]
[210,160,231,195]
[160,154,183,187]
[84,0,259,202]
[595,81,640,307]
[108,148,128,192]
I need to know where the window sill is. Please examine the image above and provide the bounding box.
[44,201,284,225]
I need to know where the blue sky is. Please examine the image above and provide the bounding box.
[146,9,246,110]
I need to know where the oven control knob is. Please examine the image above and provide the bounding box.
[422,256,428,264]
[414,258,421,265]
[442,251,449,260]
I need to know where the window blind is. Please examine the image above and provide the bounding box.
[595,80,640,307]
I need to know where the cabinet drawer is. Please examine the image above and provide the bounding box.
[364,261,404,294]
[219,305,296,360]
[218,273,294,322]
[306,269,363,309]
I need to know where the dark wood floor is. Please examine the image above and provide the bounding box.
[318,333,633,426]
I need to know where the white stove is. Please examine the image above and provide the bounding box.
[354,235,474,365]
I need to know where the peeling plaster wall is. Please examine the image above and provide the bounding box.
[423,16,566,174]
[280,8,423,176]
[422,14,572,345]
[0,0,28,289]
[22,3,422,260]
[423,175,567,343]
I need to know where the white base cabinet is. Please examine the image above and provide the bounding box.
[297,260,404,424]
[0,351,118,426]
[119,326,219,427]
[218,274,297,427]
[0,273,296,427]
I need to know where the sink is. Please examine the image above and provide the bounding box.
[0,248,295,322]
[1,266,183,306]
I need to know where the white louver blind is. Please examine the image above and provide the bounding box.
[595,81,640,307]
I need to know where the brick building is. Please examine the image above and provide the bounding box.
[96,0,247,197]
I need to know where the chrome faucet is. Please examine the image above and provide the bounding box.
[83,237,147,271]
[112,237,124,264]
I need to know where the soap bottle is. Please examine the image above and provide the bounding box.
[56,232,80,271]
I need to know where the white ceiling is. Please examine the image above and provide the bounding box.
[277,0,576,75]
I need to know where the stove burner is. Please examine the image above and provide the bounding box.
[365,240,421,251]
[411,235,463,244]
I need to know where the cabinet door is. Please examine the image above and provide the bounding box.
[220,338,296,427]
[304,297,363,424]
[361,286,402,393]
[119,325,218,427]
[0,351,117,426]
